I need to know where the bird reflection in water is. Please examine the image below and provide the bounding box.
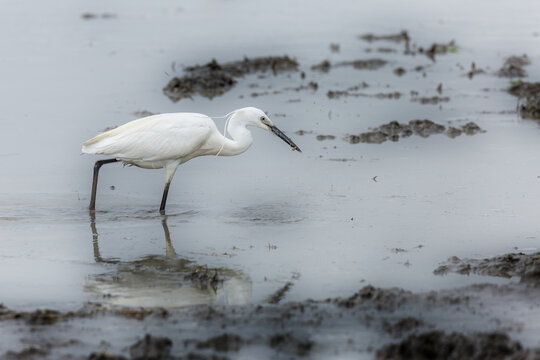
[87,212,252,307]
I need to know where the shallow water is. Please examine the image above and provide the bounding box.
[0,0,539,344]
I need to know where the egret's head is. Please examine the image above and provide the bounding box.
[235,107,301,152]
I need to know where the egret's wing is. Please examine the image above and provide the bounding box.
[82,113,214,161]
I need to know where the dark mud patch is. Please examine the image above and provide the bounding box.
[335,285,416,312]
[269,333,313,356]
[129,334,173,359]
[312,58,387,73]
[508,81,540,120]
[419,40,457,61]
[376,331,535,360]
[345,120,484,144]
[359,31,410,53]
[328,90,401,100]
[163,56,298,102]
[497,54,530,78]
[466,62,486,79]
[393,67,406,76]
[81,13,117,20]
[411,96,450,105]
[359,31,410,44]
[434,252,540,286]
[316,135,336,141]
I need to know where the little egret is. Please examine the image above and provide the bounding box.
[82,107,301,212]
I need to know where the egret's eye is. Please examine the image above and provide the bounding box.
[260,116,265,121]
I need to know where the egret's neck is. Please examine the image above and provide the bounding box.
[218,115,253,156]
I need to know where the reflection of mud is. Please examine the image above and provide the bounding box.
[434,252,540,286]
[497,55,530,78]
[163,56,298,101]
[346,120,484,144]
[508,81,540,120]
[87,214,252,307]
[377,331,531,360]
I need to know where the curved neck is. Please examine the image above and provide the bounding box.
[218,114,253,156]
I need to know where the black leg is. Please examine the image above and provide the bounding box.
[89,158,119,211]
[159,181,171,214]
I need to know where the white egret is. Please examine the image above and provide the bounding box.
[82,107,301,212]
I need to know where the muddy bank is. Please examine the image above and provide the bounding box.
[345,120,484,144]
[508,81,540,120]
[163,56,298,102]
[434,252,540,286]
[1,282,539,359]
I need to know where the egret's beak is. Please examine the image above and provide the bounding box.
[268,124,302,153]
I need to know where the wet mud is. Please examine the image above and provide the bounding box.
[163,56,298,102]
[434,252,540,286]
[497,55,530,78]
[508,81,540,120]
[345,120,484,144]
[2,281,539,359]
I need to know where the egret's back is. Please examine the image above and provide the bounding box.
[82,113,217,162]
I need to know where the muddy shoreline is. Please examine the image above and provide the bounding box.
[2,251,539,359]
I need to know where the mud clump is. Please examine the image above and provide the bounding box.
[497,54,530,78]
[419,40,457,61]
[359,31,411,53]
[376,331,531,360]
[411,96,450,105]
[130,334,173,359]
[316,135,336,141]
[434,252,540,286]
[195,334,244,352]
[335,285,414,312]
[311,60,331,73]
[393,67,406,76]
[341,58,387,70]
[269,333,313,357]
[312,59,387,73]
[0,308,62,325]
[508,81,540,120]
[346,120,483,144]
[163,56,298,102]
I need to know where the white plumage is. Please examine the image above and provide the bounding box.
[82,107,301,212]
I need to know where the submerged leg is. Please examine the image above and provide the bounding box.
[89,158,119,211]
[160,162,180,214]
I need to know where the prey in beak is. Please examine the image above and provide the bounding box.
[268,124,302,152]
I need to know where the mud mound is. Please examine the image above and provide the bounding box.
[345,120,484,144]
[163,56,298,102]
[434,252,540,285]
[508,81,540,120]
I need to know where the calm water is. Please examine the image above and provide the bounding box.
[1,0,539,310]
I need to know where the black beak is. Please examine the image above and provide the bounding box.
[269,125,302,153]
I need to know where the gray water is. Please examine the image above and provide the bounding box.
[1,0,539,315]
